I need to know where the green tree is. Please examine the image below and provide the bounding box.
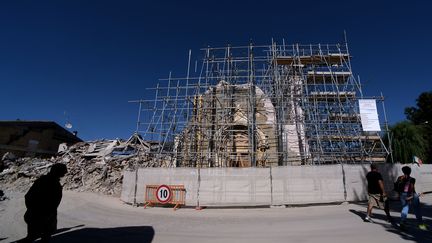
[404,91,432,163]
[387,121,427,163]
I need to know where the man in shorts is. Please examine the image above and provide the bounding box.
[365,163,391,222]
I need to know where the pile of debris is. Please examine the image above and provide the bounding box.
[0,133,172,196]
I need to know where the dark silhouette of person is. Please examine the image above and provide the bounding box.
[19,163,67,242]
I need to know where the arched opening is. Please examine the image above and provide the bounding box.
[214,125,271,167]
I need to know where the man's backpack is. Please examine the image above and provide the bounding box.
[394,177,406,193]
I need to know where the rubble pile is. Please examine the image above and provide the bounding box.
[0,134,172,196]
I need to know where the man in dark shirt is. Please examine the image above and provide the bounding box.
[365,163,391,222]
[19,163,67,242]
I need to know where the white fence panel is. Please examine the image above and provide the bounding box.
[198,168,271,206]
[272,165,345,204]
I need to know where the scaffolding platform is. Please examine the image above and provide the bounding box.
[308,91,356,101]
[307,71,352,83]
[274,53,350,65]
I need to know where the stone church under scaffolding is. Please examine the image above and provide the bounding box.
[131,41,390,167]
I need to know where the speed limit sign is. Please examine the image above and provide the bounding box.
[156,185,172,204]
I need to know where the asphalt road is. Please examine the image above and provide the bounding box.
[1,191,431,243]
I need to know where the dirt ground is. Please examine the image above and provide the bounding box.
[1,190,431,243]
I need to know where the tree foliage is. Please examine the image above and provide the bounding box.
[403,91,432,163]
[384,91,432,163]
[387,121,427,163]
[405,91,432,124]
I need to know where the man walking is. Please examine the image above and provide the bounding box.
[19,163,67,242]
[365,164,391,222]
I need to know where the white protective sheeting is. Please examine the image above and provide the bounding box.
[271,165,345,204]
[120,169,137,203]
[198,167,271,206]
[121,164,432,207]
[407,164,432,193]
[344,163,432,201]
[342,164,396,201]
[376,163,401,198]
[341,164,367,202]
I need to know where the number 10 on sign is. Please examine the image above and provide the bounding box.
[156,185,172,204]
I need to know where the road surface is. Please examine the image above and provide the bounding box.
[1,191,431,243]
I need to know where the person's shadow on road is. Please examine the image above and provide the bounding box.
[42,225,155,243]
[349,208,432,243]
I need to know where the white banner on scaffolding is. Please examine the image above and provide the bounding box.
[359,99,381,131]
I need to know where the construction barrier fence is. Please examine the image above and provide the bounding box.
[121,164,432,207]
[144,184,186,210]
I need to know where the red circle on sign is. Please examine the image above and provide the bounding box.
[156,185,172,204]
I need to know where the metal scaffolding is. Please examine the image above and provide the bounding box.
[130,41,390,167]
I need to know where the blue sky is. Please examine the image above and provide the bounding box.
[0,0,430,141]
